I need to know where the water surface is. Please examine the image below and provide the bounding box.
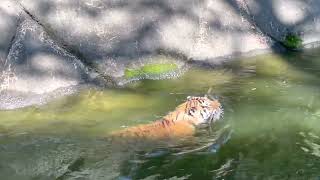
[1,49,320,179]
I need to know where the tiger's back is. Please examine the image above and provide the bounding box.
[111,96,222,141]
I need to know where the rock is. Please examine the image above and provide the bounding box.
[0,12,95,109]
[0,87,79,110]
[243,0,320,47]
[5,0,320,81]
[0,0,22,68]
[16,0,272,79]
[2,0,320,109]
[1,14,90,94]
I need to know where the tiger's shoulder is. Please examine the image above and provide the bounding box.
[110,96,222,140]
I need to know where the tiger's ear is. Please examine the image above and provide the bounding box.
[187,96,192,100]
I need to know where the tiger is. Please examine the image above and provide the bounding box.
[111,96,223,140]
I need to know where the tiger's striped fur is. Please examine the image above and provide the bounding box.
[111,96,222,140]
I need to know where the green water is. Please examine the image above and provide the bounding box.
[1,49,320,179]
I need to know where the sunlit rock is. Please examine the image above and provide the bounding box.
[273,0,307,25]
[0,0,21,68]
[2,0,320,109]
[16,0,272,77]
[0,12,94,109]
[245,0,320,47]
[1,15,90,94]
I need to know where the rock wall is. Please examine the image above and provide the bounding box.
[240,0,320,48]
[15,0,272,77]
[0,1,21,68]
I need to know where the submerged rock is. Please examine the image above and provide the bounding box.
[0,86,79,110]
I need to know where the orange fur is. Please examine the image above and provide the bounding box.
[111,97,221,140]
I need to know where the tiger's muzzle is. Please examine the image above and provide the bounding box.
[186,96,223,126]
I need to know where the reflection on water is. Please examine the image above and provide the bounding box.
[1,49,320,179]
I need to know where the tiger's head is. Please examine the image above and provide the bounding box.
[168,96,223,127]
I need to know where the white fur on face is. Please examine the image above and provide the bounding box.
[186,96,222,125]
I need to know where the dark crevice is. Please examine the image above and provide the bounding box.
[3,22,18,68]
[226,0,288,53]
[1,12,22,71]
[13,0,117,87]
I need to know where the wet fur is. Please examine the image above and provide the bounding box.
[111,97,221,140]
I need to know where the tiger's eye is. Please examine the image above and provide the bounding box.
[188,107,196,116]
[201,101,210,107]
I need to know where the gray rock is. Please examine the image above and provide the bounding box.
[1,14,90,94]
[2,0,320,109]
[16,0,272,78]
[0,12,95,109]
[6,0,320,80]
[0,86,80,110]
[243,0,320,47]
[0,0,22,68]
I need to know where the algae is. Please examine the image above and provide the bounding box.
[283,33,302,50]
[125,63,178,79]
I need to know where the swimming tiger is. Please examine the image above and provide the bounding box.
[111,96,223,140]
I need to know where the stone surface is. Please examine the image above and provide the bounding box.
[0,87,78,110]
[4,0,320,81]
[243,0,320,46]
[16,0,272,78]
[2,0,320,109]
[0,0,22,68]
[0,12,94,109]
[1,14,90,94]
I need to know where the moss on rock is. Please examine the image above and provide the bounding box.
[125,63,178,79]
[124,69,142,79]
[283,33,302,50]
